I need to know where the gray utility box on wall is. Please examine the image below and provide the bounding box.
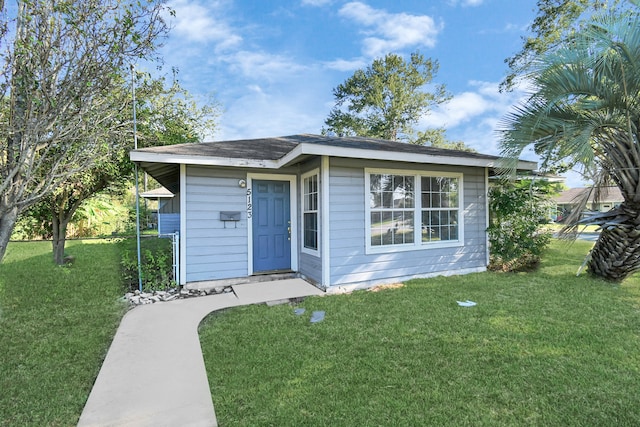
[220,211,241,228]
[220,211,241,221]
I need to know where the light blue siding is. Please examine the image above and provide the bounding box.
[180,159,488,288]
[327,158,487,287]
[158,213,180,235]
[184,166,249,283]
[297,159,324,285]
[299,253,322,283]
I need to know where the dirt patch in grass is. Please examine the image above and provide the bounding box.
[368,282,404,292]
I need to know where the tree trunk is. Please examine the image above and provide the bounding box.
[0,205,19,262]
[52,212,71,265]
[588,204,640,282]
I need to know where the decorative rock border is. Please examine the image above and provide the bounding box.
[123,286,234,306]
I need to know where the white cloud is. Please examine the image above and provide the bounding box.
[323,58,367,72]
[301,0,333,6]
[420,80,530,156]
[221,51,309,81]
[447,0,484,6]
[338,2,443,58]
[423,80,528,129]
[216,74,335,140]
[168,0,242,50]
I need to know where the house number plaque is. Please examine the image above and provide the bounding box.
[246,188,252,219]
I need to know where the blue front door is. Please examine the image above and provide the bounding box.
[253,180,291,272]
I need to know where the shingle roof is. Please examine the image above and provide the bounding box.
[555,187,623,204]
[134,136,298,161]
[131,134,537,194]
[132,134,506,163]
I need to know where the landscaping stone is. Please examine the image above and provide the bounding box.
[123,286,234,306]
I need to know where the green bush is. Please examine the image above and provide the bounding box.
[120,237,175,291]
[488,180,554,272]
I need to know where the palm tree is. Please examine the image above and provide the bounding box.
[499,9,640,282]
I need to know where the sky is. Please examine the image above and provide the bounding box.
[152,0,587,186]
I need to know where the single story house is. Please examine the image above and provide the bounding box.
[554,186,623,221]
[130,134,536,292]
[140,186,179,235]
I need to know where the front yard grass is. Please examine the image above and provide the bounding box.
[200,240,640,426]
[0,240,127,426]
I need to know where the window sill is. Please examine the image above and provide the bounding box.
[365,240,464,255]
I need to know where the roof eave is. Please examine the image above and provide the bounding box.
[130,144,538,171]
[130,151,280,169]
[293,143,537,170]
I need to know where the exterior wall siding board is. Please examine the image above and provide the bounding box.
[158,213,180,235]
[187,261,247,276]
[299,253,322,283]
[327,161,488,287]
[180,159,488,287]
[185,166,248,282]
[298,158,323,284]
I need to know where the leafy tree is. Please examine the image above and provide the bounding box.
[323,52,450,142]
[499,6,640,282]
[502,0,626,91]
[0,0,170,262]
[135,73,221,148]
[18,75,220,264]
[410,128,476,151]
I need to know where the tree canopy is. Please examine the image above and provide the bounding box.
[323,52,450,143]
[0,0,170,261]
[20,74,221,264]
[502,0,627,91]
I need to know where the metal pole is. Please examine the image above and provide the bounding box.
[131,64,143,292]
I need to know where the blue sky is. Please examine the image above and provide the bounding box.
[153,0,586,185]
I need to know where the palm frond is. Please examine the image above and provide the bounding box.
[499,11,640,183]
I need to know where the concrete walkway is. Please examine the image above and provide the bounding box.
[78,279,324,427]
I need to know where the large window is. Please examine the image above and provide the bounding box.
[367,170,462,252]
[302,171,319,253]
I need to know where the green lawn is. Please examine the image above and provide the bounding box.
[2,239,639,426]
[0,240,127,427]
[200,240,640,426]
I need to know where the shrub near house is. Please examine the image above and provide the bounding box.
[488,180,553,271]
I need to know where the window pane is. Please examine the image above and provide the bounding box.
[370,174,385,192]
[431,193,441,208]
[370,212,383,246]
[382,190,394,208]
[450,225,459,240]
[304,213,318,250]
[421,211,433,242]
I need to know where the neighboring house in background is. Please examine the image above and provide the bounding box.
[140,187,180,235]
[130,134,537,292]
[554,186,624,221]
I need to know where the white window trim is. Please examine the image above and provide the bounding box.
[364,168,464,255]
[301,169,320,256]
